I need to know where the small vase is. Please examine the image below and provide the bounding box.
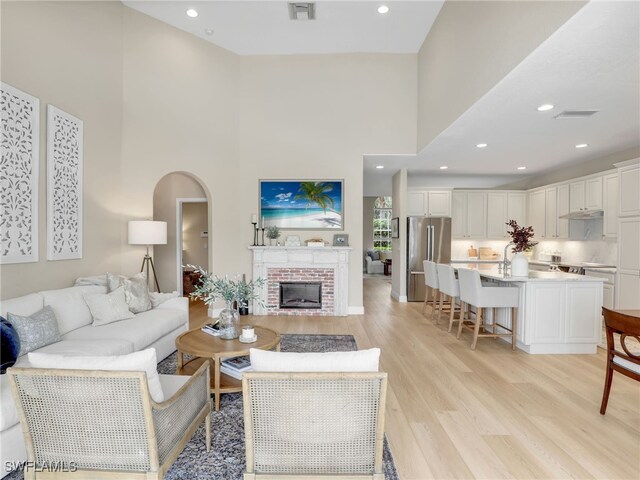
[218,301,240,339]
[511,252,529,277]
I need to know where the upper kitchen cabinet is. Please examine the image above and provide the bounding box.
[528,189,546,239]
[545,187,559,239]
[452,191,486,239]
[407,190,451,217]
[557,184,570,239]
[569,176,603,213]
[487,192,527,239]
[618,161,640,217]
[603,173,619,237]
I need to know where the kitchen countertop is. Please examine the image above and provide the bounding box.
[452,259,617,271]
[452,264,605,282]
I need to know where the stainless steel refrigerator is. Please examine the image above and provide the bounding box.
[406,216,452,302]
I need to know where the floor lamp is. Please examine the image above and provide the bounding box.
[128,220,167,292]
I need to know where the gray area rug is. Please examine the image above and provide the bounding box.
[6,334,399,480]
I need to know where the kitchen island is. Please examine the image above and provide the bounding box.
[454,264,604,354]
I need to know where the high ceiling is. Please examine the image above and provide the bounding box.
[364,1,640,195]
[122,0,444,55]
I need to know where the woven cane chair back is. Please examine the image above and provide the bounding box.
[243,372,387,479]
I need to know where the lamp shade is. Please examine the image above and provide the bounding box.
[128,221,167,245]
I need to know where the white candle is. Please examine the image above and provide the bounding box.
[261,216,265,227]
[251,214,258,223]
[242,326,255,339]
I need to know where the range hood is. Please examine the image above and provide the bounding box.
[559,209,604,220]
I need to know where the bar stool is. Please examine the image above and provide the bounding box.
[436,263,464,333]
[456,268,519,350]
[422,260,440,323]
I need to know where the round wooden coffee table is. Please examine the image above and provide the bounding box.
[175,325,280,411]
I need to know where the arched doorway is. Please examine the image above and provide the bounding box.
[153,172,210,295]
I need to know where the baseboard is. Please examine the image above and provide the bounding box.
[347,306,365,315]
[391,290,407,303]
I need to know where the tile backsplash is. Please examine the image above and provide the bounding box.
[452,238,617,266]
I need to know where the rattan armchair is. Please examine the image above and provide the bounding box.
[242,372,388,480]
[7,362,211,480]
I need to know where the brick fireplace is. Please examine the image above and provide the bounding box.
[250,246,351,316]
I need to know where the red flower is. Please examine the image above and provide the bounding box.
[506,220,538,253]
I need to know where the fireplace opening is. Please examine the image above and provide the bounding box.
[279,282,322,309]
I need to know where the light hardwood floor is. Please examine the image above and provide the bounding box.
[188,276,640,480]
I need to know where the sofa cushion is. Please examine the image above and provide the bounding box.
[62,307,187,351]
[0,293,44,318]
[249,347,381,372]
[13,339,134,367]
[0,374,18,431]
[40,286,106,335]
[84,287,135,326]
[1,317,20,373]
[8,306,61,356]
[28,348,164,403]
[159,374,190,399]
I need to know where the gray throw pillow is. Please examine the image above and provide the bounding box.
[84,287,136,326]
[107,272,152,314]
[370,251,380,261]
[8,306,61,356]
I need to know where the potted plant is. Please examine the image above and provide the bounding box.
[505,220,538,276]
[266,225,280,246]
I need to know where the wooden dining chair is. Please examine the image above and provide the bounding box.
[600,307,640,414]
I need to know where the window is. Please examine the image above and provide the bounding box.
[373,196,392,251]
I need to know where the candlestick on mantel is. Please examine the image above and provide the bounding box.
[251,214,258,224]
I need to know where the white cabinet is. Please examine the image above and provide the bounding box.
[427,191,452,216]
[603,284,614,310]
[570,177,603,213]
[507,193,527,227]
[557,184,570,239]
[545,187,558,239]
[407,192,426,216]
[487,193,508,238]
[585,177,603,210]
[528,190,546,240]
[452,191,486,239]
[603,173,619,237]
[407,191,451,217]
[616,217,640,309]
[619,163,640,217]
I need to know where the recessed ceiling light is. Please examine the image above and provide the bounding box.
[439,166,448,170]
[476,143,488,148]
[517,166,527,170]
[204,29,214,36]
[575,143,588,148]
[377,5,390,14]
[537,104,554,111]
[186,9,198,18]
[376,165,384,169]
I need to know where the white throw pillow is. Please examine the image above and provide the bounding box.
[249,347,380,372]
[84,287,135,326]
[28,348,164,403]
[149,291,179,308]
[107,272,152,314]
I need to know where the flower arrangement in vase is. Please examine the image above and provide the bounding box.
[505,220,538,276]
[186,265,265,338]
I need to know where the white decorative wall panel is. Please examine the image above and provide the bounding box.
[0,82,40,264]
[47,105,83,260]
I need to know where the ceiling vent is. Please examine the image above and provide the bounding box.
[553,110,599,119]
[288,2,315,20]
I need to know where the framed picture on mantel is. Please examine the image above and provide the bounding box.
[259,180,343,230]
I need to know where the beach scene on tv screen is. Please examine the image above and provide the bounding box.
[260,181,343,229]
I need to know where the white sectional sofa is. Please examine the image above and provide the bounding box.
[0,284,189,478]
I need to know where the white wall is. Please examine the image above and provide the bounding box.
[391,169,408,301]
[363,196,376,261]
[0,1,125,298]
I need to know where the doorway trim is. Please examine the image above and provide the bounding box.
[176,197,208,296]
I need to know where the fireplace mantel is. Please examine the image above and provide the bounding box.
[249,246,351,316]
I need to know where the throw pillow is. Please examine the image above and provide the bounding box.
[28,348,164,403]
[107,272,152,314]
[149,291,179,308]
[249,347,380,372]
[84,287,135,326]
[1,317,21,373]
[369,251,380,261]
[7,306,61,356]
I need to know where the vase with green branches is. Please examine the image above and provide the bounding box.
[187,265,266,337]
